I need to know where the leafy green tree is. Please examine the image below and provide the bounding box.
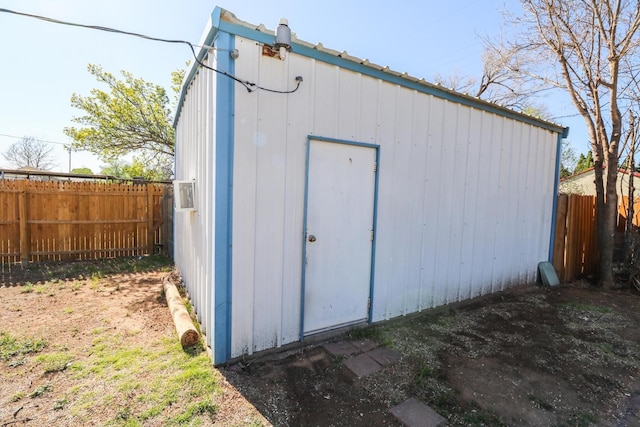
[71,167,93,175]
[100,158,168,181]
[559,139,577,179]
[64,64,184,180]
[574,151,594,174]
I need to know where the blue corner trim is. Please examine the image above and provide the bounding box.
[300,135,380,338]
[299,137,312,341]
[548,127,569,262]
[213,30,235,364]
[369,146,380,323]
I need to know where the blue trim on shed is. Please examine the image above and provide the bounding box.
[213,30,235,364]
[299,138,312,341]
[214,19,564,135]
[548,127,569,262]
[175,8,565,136]
[369,146,380,323]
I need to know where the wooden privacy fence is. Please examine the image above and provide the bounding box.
[553,193,640,283]
[553,194,598,283]
[0,180,172,264]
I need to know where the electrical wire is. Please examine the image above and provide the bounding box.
[0,7,302,94]
[0,133,68,146]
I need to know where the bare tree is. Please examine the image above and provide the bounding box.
[433,41,547,111]
[2,137,57,170]
[500,0,640,288]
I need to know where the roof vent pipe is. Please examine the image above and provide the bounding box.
[275,18,291,60]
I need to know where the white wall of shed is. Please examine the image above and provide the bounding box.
[173,54,217,348]
[230,36,558,357]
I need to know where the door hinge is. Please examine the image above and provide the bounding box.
[373,161,377,173]
[370,230,374,241]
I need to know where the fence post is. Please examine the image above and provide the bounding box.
[553,194,568,282]
[147,184,155,255]
[18,180,29,264]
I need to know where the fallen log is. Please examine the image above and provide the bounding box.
[162,275,200,347]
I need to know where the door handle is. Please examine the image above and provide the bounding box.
[308,235,317,242]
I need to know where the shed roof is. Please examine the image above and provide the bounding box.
[174,6,566,135]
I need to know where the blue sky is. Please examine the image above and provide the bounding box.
[0,0,586,173]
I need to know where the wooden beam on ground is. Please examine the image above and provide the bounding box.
[162,275,200,347]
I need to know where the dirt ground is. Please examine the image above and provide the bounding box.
[2,259,640,426]
[222,282,640,426]
[0,258,266,426]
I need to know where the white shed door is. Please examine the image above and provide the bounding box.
[304,140,376,335]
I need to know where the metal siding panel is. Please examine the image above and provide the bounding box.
[484,115,504,294]
[474,113,500,296]
[493,118,516,289]
[251,60,288,353]
[524,127,542,279]
[461,109,484,300]
[279,53,313,346]
[357,77,380,143]
[229,39,318,356]
[370,81,397,319]
[337,70,361,139]
[312,63,339,136]
[408,93,431,313]
[174,56,217,350]
[510,123,527,284]
[388,88,418,316]
[432,101,460,305]
[446,104,471,303]
[420,96,447,313]
[231,37,260,357]
[537,130,558,268]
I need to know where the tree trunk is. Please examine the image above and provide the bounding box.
[599,153,620,289]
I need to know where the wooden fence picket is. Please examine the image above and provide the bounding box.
[0,180,172,264]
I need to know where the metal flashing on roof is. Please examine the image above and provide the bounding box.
[174,6,565,135]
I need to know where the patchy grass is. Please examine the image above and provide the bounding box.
[35,351,74,373]
[68,334,221,425]
[30,383,53,398]
[349,325,392,347]
[564,411,598,427]
[562,302,612,314]
[0,331,47,362]
[415,364,434,385]
[20,283,34,293]
[10,391,25,402]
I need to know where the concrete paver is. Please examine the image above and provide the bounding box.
[367,347,402,366]
[344,353,382,378]
[324,341,359,356]
[389,397,447,427]
[350,338,378,352]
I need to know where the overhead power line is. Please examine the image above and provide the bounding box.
[0,133,68,146]
[0,8,302,94]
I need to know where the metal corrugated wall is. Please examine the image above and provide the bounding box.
[230,36,557,356]
[174,53,217,348]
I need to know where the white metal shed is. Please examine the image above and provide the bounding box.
[173,7,567,364]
